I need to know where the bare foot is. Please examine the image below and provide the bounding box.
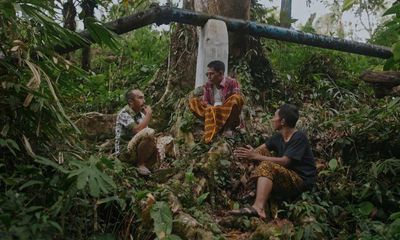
[251,205,267,219]
[223,130,233,137]
[138,165,151,176]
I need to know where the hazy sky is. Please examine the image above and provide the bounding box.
[260,0,376,41]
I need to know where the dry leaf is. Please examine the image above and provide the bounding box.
[22,135,35,157]
[23,60,41,107]
[10,45,19,52]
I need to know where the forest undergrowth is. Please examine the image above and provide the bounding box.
[1,1,400,239]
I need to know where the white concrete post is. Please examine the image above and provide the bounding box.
[195,19,229,88]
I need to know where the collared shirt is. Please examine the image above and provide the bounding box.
[114,105,144,155]
[203,76,240,106]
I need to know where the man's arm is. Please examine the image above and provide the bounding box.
[234,144,291,167]
[132,106,152,134]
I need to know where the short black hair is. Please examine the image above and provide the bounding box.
[278,104,299,128]
[207,60,225,73]
[125,89,137,102]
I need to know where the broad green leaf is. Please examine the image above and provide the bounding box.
[164,235,182,240]
[328,159,338,170]
[98,170,116,189]
[69,156,115,197]
[392,41,400,61]
[35,155,68,173]
[387,98,400,109]
[94,172,109,194]
[342,0,356,11]
[89,173,100,197]
[150,201,173,239]
[6,139,19,151]
[383,3,400,16]
[25,206,44,213]
[19,180,43,191]
[197,192,209,205]
[97,196,120,205]
[48,221,63,233]
[358,201,374,216]
[86,18,120,51]
[76,169,89,190]
[389,211,400,220]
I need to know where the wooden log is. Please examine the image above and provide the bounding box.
[360,71,400,86]
[360,71,400,97]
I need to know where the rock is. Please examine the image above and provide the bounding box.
[168,192,182,214]
[173,212,214,240]
[75,112,116,140]
[250,219,294,240]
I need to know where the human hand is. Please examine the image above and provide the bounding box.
[234,145,257,161]
[143,105,152,116]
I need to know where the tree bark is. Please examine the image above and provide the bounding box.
[280,0,292,28]
[207,0,250,57]
[152,0,252,104]
[62,0,76,60]
[62,0,76,31]
[81,0,97,71]
[360,71,400,86]
[146,0,273,129]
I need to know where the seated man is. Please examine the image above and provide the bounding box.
[189,60,244,143]
[230,104,316,219]
[115,89,158,176]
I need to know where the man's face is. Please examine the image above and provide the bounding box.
[206,67,224,86]
[271,109,283,130]
[129,90,145,112]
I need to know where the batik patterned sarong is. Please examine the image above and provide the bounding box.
[189,93,244,143]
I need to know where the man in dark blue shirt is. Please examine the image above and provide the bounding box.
[230,104,316,219]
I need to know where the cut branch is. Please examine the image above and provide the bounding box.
[360,71,400,97]
[360,71,400,86]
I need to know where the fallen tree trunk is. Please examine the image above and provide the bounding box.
[360,71,400,97]
[360,71,400,86]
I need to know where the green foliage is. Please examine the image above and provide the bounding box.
[150,201,180,240]
[179,109,196,133]
[2,0,400,239]
[285,193,331,239]
[68,27,169,113]
[0,190,63,239]
[0,1,159,239]
[68,155,117,197]
[342,0,357,11]
[372,2,400,70]
[86,17,121,51]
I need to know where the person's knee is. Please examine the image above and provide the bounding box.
[138,136,156,149]
[260,161,276,170]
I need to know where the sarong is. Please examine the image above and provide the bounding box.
[189,93,243,143]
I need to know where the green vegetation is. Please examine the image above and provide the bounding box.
[1,0,400,239]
